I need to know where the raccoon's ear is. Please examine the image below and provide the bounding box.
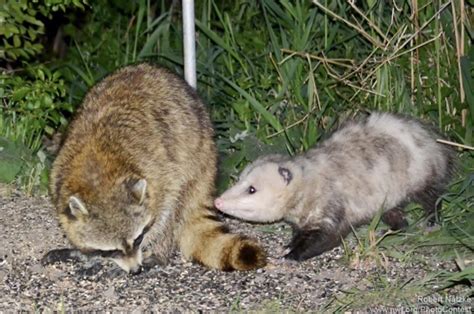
[129,178,147,205]
[68,196,88,217]
[278,166,293,185]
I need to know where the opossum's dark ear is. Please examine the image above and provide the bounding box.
[68,196,88,217]
[128,178,147,205]
[278,166,293,185]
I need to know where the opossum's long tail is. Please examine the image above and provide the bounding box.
[178,207,267,271]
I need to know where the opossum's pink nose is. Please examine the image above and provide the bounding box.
[214,198,223,209]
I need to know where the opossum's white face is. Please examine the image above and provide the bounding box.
[214,162,293,222]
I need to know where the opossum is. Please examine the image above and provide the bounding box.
[214,112,455,261]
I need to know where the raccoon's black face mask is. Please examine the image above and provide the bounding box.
[58,178,155,273]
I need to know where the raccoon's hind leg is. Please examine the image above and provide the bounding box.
[382,206,409,230]
[285,225,349,261]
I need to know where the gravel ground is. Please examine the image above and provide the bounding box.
[1,191,472,312]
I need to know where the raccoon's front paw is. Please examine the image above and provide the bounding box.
[79,261,129,279]
[102,267,129,279]
[41,248,86,265]
[78,261,104,277]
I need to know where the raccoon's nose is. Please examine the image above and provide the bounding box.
[214,198,223,209]
[129,266,142,275]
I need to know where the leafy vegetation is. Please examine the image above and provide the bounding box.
[1,0,472,309]
[1,0,86,192]
[1,0,87,61]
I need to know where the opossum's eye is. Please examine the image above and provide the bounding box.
[248,186,256,194]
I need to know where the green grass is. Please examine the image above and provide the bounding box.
[0,65,66,193]
[323,267,473,311]
[1,0,473,310]
[331,150,472,306]
[327,162,473,310]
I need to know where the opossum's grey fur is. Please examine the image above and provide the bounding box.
[214,112,455,261]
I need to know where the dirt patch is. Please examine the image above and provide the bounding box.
[0,193,471,311]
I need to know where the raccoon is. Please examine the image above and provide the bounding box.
[214,113,455,261]
[47,63,266,273]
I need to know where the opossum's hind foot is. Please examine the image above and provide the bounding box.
[41,248,88,265]
[413,186,445,226]
[382,208,408,230]
[419,196,444,232]
[424,200,442,227]
[284,228,342,261]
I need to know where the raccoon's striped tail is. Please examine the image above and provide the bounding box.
[178,208,267,271]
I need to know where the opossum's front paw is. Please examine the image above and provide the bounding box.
[284,249,305,261]
[266,256,298,268]
[285,228,342,261]
[284,246,321,261]
[284,232,319,261]
[41,248,86,265]
[281,246,292,256]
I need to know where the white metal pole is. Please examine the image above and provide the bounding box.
[182,0,197,88]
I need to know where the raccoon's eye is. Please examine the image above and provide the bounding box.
[248,186,256,194]
[133,233,144,248]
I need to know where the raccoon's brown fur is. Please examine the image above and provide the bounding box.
[48,63,266,272]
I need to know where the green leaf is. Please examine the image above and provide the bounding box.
[138,13,169,58]
[0,137,27,183]
[42,94,53,106]
[11,86,30,100]
[195,19,241,62]
[13,34,21,47]
[460,56,474,124]
[44,125,55,135]
[37,68,45,81]
[218,73,283,132]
